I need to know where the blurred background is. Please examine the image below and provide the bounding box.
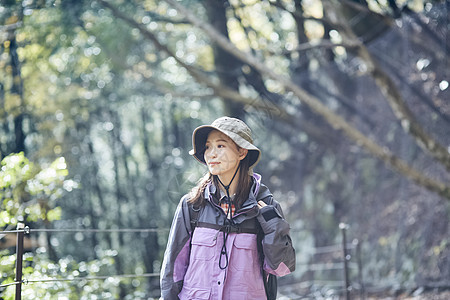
[0,0,449,299]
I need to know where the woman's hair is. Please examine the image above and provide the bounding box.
[188,154,252,210]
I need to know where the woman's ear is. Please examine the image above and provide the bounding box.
[238,148,248,160]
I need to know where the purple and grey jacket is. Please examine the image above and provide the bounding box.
[160,173,296,299]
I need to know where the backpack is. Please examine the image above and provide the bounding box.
[189,203,278,300]
[256,212,278,300]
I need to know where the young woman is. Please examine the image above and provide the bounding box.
[160,117,296,299]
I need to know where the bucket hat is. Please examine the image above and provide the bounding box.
[189,116,261,169]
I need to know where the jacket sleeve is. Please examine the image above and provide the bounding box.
[160,195,192,299]
[257,196,296,276]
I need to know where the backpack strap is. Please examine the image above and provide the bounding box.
[196,222,258,234]
[188,203,201,254]
[256,197,278,300]
[189,204,201,232]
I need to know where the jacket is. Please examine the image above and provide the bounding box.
[160,173,296,299]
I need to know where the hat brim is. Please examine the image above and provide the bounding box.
[189,125,261,169]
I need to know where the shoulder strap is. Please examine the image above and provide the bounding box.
[256,198,278,300]
[188,203,201,232]
[196,221,258,234]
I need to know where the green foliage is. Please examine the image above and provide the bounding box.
[0,0,448,298]
[0,153,78,298]
[0,152,73,227]
[0,250,129,300]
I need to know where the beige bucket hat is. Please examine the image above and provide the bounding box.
[189,116,261,169]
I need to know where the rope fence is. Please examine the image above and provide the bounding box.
[0,227,169,234]
[0,282,21,288]
[0,273,161,289]
[1,222,361,299]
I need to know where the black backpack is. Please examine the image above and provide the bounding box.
[189,203,277,300]
[256,215,278,300]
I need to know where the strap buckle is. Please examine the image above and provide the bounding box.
[223,225,232,233]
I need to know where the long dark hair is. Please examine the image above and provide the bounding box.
[188,155,252,210]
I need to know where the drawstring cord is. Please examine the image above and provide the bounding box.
[217,164,240,270]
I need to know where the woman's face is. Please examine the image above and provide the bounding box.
[204,130,247,179]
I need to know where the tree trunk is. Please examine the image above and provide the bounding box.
[324,0,450,173]
[9,35,26,154]
[85,134,113,249]
[203,0,245,118]
[107,109,128,298]
[140,108,161,295]
[164,0,450,201]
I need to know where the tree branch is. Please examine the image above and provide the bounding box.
[163,0,450,200]
[277,41,355,56]
[371,50,450,126]
[96,0,338,146]
[323,0,450,173]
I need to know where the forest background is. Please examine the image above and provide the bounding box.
[0,0,449,299]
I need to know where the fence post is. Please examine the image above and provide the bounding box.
[355,239,365,300]
[15,223,25,300]
[340,223,351,300]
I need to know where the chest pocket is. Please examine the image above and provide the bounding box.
[191,227,217,261]
[230,233,258,271]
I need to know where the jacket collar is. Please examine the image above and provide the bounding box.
[203,173,264,220]
[204,173,262,200]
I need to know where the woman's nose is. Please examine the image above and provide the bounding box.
[209,147,217,157]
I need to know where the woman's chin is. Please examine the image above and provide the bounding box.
[208,169,221,175]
